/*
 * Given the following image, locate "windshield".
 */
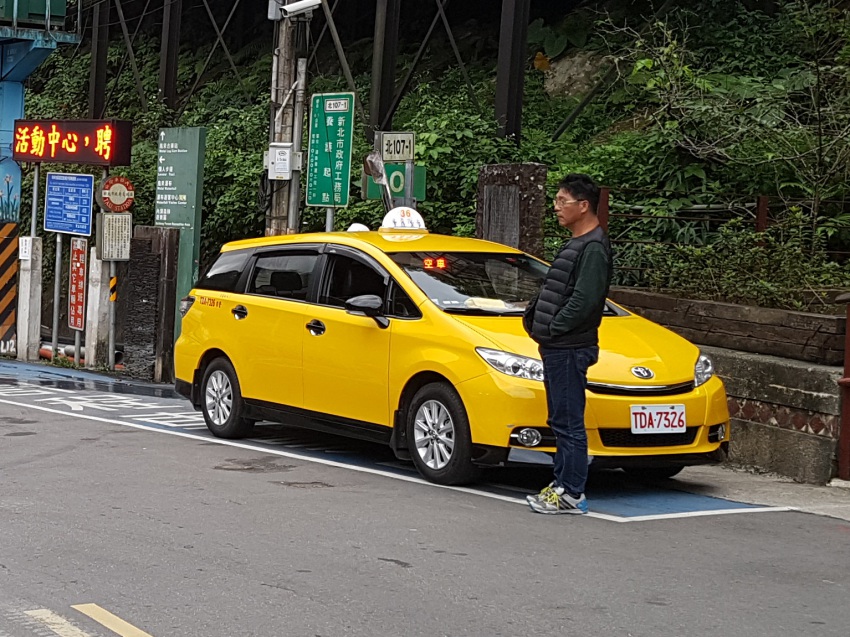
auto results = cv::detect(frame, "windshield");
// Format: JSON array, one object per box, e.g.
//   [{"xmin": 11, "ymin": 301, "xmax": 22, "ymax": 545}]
[{"xmin": 388, "ymin": 251, "xmax": 548, "ymax": 315}]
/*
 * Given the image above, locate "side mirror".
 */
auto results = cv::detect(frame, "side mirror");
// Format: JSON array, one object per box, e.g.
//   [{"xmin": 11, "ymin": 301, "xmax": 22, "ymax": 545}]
[{"xmin": 345, "ymin": 294, "xmax": 389, "ymax": 329}]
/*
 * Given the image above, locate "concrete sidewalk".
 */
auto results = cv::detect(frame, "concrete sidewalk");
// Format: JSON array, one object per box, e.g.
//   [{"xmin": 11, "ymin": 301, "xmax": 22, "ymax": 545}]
[{"xmin": 677, "ymin": 465, "xmax": 850, "ymax": 522}]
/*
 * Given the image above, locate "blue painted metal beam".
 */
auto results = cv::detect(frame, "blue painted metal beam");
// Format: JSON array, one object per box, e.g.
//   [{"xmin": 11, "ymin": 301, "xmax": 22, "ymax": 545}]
[{"xmin": 1, "ymin": 39, "xmax": 55, "ymax": 81}]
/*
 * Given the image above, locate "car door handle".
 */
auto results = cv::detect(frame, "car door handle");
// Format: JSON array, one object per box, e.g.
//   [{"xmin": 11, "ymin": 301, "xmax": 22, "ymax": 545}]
[
  {"xmin": 232, "ymin": 305, "xmax": 248, "ymax": 320},
  {"xmin": 306, "ymin": 319, "xmax": 325, "ymax": 336}
]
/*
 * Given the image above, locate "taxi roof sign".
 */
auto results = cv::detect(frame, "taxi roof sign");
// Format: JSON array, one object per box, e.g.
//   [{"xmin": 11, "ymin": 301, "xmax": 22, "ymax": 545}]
[{"xmin": 379, "ymin": 206, "xmax": 427, "ymax": 232}]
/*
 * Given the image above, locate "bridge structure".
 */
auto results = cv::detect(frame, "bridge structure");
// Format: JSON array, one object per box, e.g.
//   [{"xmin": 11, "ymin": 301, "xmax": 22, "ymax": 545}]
[
  {"xmin": 0, "ymin": 1, "xmax": 80, "ymax": 224},
  {"xmin": 85, "ymin": 0, "xmax": 534, "ymax": 142}
]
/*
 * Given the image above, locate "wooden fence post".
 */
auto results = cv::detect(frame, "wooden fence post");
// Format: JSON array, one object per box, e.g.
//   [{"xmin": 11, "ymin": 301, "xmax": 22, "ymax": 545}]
[
  {"xmin": 756, "ymin": 195, "xmax": 769, "ymax": 232},
  {"xmin": 598, "ymin": 187, "xmax": 610, "ymax": 233}
]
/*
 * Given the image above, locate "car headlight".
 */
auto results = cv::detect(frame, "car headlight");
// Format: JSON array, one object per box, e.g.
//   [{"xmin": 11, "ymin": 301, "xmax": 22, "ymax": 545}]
[
  {"xmin": 476, "ymin": 348, "xmax": 544, "ymax": 381},
  {"xmin": 695, "ymin": 353, "xmax": 714, "ymax": 387}
]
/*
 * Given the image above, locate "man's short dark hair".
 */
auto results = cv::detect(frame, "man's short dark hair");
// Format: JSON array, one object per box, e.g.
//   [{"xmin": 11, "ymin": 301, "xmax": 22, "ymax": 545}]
[{"xmin": 557, "ymin": 173, "xmax": 600, "ymax": 214}]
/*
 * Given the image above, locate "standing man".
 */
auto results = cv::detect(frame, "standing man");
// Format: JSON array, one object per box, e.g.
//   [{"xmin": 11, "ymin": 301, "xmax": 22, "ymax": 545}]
[{"xmin": 523, "ymin": 174, "xmax": 612, "ymax": 514}]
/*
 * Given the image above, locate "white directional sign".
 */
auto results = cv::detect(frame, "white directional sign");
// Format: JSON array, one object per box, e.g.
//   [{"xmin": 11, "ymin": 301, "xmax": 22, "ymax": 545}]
[{"xmin": 379, "ymin": 132, "xmax": 415, "ymax": 162}]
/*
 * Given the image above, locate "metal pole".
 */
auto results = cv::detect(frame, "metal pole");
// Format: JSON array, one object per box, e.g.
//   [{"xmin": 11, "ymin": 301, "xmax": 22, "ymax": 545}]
[
  {"xmin": 108, "ymin": 260, "xmax": 115, "ymax": 370},
  {"xmin": 288, "ymin": 56, "xmax": 307, "ymax": 233},
  {"xmin": 837, "ymin": 292, "xmax": 850, "ymax": 481},
  {"xmin": 74, "ymin": 328, "xmax": 81, "ymax": 365},
  {"xmin": 51, "ymin": 233, "xmax": 61, "ymax": 360},
  {"xmin": 104, "ymin": 168, "xmax": 115, "ymax": 370},
  {"xmin": 326, "ymin": 207, "xmax": 333, "ymax": 232},
  {"xmin": 404, "ymin": 158, "xmax": 414, "ymax": 208},
  {"xmin": 30, "ymin": 164, "xmax": 39, "ymax": 237}
]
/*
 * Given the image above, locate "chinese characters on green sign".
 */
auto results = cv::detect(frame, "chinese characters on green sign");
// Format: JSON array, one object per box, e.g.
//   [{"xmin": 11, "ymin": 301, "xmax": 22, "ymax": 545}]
[
  {"xmin": 154, "ymin": 127, "xmax": 206, "ymax": 339},
  {"xmin": 306, "ymin": 93, "xmax": 354, "ymax": 208}
]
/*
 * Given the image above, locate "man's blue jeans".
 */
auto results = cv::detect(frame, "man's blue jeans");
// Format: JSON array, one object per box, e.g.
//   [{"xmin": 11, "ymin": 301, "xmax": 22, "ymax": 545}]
[{"xmin": 539, "ymin": 345, "xmax": 599, "ymax": 497}]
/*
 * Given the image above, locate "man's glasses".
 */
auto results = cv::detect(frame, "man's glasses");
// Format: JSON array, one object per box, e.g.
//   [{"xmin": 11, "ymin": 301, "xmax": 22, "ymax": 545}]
[{"xmin": 555, "ymin": 197, "xmax": 584, "ymax": 206}]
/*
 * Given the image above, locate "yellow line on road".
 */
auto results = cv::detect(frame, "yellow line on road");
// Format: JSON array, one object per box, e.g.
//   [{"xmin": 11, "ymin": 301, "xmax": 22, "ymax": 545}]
[
  {"xmin": 23, "ymin": 609, "xmax": 92, "ymax": 637},
  {"xmin": 71, "ymin": 604, "xmax": 154, "ymax": 637}
]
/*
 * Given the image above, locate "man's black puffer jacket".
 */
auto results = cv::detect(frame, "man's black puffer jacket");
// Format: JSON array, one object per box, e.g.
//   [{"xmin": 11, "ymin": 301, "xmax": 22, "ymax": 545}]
[{"xmin": 526, "ymin": 226, "xmax": 611, "ymax": 349}]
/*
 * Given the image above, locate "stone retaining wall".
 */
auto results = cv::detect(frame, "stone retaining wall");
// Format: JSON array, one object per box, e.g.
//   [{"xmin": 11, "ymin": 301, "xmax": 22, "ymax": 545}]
[{"xmin": 702, "ymin": 347, "xmax": 840, "ymax": 484}]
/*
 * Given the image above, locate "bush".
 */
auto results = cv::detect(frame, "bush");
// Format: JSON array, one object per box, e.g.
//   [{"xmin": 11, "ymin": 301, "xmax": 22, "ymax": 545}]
[{"xmin": 639, "ymin": 213, "xmax": 850, "ymax": 311}]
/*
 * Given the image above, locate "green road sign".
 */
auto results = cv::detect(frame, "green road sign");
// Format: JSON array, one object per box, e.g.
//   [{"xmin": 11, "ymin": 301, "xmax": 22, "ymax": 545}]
[
  {"xmin": 306, "ymin": 93, "xmax": 354, "ymax": 208},
  {"xmin": 363, "ymin": 164, "xmax": 427, "ymax": 201},
  {"xmin": 154, "ymin": 127, "xmax": 206, "ymax": 340}
]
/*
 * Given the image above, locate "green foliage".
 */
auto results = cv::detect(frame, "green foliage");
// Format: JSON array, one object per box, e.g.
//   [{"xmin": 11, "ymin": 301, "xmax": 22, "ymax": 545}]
[
  {"xmin": 640, "ymin": 213, "xmax": 850, "ymax": 311},
  {"xmin": 528, "ymin": 10, "xmax": 593, "ymax": 59},
  {"xmin": 21, "ymin": 0, "xmax": 849, "ymax": 312}
]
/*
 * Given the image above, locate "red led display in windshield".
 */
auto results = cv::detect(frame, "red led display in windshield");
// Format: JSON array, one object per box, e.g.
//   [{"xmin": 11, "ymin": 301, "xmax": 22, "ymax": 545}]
[{"xmin": 423, "ymin": 257, "xmax": 447, "ymax": 270}]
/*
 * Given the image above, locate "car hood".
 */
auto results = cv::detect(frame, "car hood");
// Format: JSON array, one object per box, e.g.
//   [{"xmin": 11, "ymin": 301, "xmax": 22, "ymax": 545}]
[{"xmin": 450, "ymin": 314, "xmax": 699, "ymax": 386}]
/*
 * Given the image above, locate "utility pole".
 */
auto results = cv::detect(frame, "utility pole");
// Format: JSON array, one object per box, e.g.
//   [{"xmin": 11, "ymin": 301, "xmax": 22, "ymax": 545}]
[{"xmin": 267, "ymin": 3, "xmax": 296, "ymax": 235}]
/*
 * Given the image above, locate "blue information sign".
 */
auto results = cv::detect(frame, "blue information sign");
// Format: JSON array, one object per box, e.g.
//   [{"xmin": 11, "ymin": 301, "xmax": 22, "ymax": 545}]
[{"xmin": 44, "ymin": 173, "xmax": 95, "ymax": 236}]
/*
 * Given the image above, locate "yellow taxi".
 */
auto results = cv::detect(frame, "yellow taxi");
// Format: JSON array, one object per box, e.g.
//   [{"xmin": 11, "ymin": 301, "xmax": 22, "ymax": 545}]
[{"xmin": 174, "ymin": 209, "xmax": 730, "ymax": 485}]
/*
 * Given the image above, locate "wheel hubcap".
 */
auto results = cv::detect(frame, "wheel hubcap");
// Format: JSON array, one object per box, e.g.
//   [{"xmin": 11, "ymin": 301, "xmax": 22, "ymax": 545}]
[
  {"xmin": 413, "ymin": 400, "xmax": 455, "ymax": 470},
  {"xmin": 205, "ymin": 370, "xmax": 233, "ymax": 426}
]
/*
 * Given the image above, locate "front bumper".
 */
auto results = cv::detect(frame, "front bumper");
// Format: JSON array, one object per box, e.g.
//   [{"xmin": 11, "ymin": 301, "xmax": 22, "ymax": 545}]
[
  {"xmin": 494, "ymin": 442, "xmax": 729, "ymax": 469},
  {"xmin": 457, "ymin": 371, "xmax": 730, "ymax": 461}
]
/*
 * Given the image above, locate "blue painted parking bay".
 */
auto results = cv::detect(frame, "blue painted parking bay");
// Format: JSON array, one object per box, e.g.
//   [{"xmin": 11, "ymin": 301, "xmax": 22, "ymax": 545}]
[
  {"xmin": 0, "ymin": 361, "xmax": 793, "ymax": 523},
  {"xmin": 580, "ymin": 481, "xmax": 779, "ymax": 521}
]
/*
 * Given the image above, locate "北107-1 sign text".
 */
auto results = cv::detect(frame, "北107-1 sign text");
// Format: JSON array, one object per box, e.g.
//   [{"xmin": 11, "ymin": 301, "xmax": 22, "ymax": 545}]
[{"xmin": 12, "ymin": 120, "xmax": 133, "ymax": 167}]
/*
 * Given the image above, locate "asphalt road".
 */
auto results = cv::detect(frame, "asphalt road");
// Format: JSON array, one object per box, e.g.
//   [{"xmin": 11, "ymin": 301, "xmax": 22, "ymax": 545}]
[{"xmin": 1, "ymin": 365, "xmax": 849, "ymax": 637}]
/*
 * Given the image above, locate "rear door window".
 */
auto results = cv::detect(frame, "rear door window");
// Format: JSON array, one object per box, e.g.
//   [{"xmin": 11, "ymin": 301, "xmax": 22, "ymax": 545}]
[
  {"xmin": 248, "ymin": 249, "xmax": 320, "ymax": 301},
  {"xmin": 196, "ymin": 251, "xmax": 249, "ymax": 292}
]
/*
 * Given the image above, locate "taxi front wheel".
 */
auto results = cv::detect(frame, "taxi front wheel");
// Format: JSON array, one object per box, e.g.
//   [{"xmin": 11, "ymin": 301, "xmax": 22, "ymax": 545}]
[
  {"xmin": 201, "ymin": 358, "xmax": 255, "ymax": 439},
  {"xmin": 406, "ymin": 382, "xmax": 480, "ymax": 486}
]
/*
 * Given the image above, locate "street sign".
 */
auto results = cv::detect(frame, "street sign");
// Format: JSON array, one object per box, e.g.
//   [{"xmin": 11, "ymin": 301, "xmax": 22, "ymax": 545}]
[
  {"xmin": 97, "ymin": 212, "xmax": 132, "ymax": 261},
  {"xmin": 363, "ymin": 164, "xmax": 427, "ymax": 201},
  {"xmin": 13, "ymin": 119, "xmax": 132, "ymax": 166},
  {"xmin": 378, "ymin": 132, "xmax": 415, "ymax": 162},
  {"xmin": 154, "ymin": 128, "xmax": 206, "ymax": 230},
  {"xmin": 69, "ymin": 237, "xmax": 87, "ymax": 331},
  {"xmin": 306, "ymin": 92, "xmax": 354, "ymax": 207},
  {"xmin": 18, "ymin": 237, "xmax": 32, "ymax": 261},
  {"xmin": 44, "ymin": 173, "xmax": 94, "ymax": 236},
  {"xmin": 155, "ymin": 127, "xmax": 207, "ymax": 340},
  {"xmin": 99, "ymin": 175, "xmax": 135, "ymax": 212}
]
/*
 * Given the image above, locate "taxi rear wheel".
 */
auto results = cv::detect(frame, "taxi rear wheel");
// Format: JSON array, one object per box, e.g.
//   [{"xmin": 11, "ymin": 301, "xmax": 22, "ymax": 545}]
[
  {"xmin": 201, "ymin": 358, "xmax": 254, "ymax": 439},
  {"xmin": 406, "ymin": 382, "xmax": 480, "ymax": 486},
  {"xmin": 623, "ymin": 466, "xmax": 684, "ymax": 481}
]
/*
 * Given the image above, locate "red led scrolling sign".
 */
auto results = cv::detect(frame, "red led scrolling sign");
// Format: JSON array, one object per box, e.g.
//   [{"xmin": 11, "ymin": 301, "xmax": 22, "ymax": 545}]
[{"xmin": 12, "ymin": 120, "xmax": 132, "ymax": 167}]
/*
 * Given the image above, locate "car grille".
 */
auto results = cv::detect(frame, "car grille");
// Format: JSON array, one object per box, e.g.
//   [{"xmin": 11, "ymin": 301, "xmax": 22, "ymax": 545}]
[
  {"xmin": 598, "ymin": 427, "xmax": 698, "ymax": 448},
  {"xmin": 588, "ymin": 381, "xmax": 694, "ymax": 397}
]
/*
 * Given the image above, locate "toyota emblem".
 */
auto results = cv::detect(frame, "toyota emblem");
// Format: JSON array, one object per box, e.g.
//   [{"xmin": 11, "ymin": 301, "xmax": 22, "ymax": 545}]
[{"xmin": 631, "ymin": 366, "xmax": 655, "ymax": 379}]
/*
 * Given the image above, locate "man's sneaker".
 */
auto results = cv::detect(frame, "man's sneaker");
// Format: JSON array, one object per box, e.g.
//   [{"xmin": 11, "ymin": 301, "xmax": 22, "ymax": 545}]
[
  {"xmin": 528, "ymin": 487, "xmax": 588, "ymax": 515},
  {"xmin": 525, "ymin": 482, "xmax": 556, "ymax": 505}
]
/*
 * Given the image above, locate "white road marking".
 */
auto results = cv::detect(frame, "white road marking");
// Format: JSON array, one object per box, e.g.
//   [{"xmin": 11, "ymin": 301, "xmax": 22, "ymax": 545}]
[
  {"xmin": 23, "ymin": 609, "xmax": 92, "ymax": 637},
  {"xmin": 0, "ymin": 396, "xmax": 796, "ymax": 523}
]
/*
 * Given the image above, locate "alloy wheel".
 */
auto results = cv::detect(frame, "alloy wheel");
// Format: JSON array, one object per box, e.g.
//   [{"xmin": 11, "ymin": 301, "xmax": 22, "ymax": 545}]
[
  {"xmin": 205, "ymin": 370, "xmax": 233, "ymax": 426},
  {"xmin": 413, "ymin": 399, "xmax": 455, "ymax": 470}
]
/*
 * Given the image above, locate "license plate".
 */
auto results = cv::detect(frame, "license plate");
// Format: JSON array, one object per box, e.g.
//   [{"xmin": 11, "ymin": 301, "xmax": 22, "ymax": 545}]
[{"xmin": 630, "ymin": 404, "xmax": 686, "ymax": 434}]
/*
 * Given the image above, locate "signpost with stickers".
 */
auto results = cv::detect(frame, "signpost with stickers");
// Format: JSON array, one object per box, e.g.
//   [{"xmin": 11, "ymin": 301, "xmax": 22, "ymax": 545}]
[{"xmin": 306, "ymin": 92, "xmax": 354, "ymax": 230}]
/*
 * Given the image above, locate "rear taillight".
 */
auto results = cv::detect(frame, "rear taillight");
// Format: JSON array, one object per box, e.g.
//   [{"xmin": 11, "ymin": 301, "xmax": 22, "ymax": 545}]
[{"xmin": 179, "ymin": 296, "xmax": 195, "ymax": 317}]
